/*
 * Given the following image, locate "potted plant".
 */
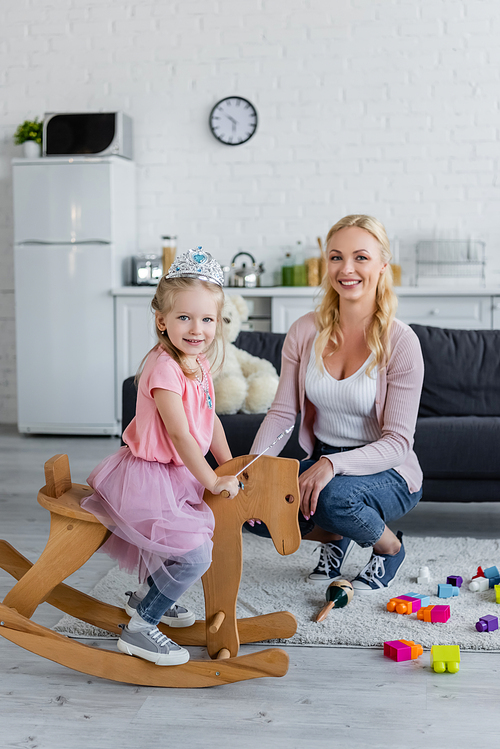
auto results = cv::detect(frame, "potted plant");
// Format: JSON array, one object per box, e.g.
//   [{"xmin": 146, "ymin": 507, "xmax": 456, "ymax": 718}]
[{"xmin": 14, "ymin": 117, "xmax": 43, "ymax": 158}]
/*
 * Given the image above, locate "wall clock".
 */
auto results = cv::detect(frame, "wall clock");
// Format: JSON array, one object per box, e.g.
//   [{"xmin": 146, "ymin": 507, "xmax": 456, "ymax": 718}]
[{"xmin": 209, "ymin": 96, "xmax": 258, "ymax": 146}]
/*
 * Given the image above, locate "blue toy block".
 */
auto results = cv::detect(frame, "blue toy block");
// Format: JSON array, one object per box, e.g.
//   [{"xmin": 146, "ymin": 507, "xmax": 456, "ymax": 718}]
[
  {"xmin": 484, "ymin": 566, "xmax": 499, "ymax": 579},
  {"xmin": 488, "ymin": 576, "xmax": 500, "ymax": 588},
  {"xmin": 438, "ymin": 583, "xmax": 459, "ymax": 599},
  {"xmin": 407, "ymin": 591, "xmax": 431, "ymax": 607},
  {"xmin": 447, "ymin": 575, "xmax": 463, "ymax": 588}
]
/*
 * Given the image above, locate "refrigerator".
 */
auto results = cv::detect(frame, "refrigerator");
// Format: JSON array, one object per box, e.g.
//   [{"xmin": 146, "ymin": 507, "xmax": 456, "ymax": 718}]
[{"xmin": 12, "ymin": 156, "xmax": 136, "ymax": 434}]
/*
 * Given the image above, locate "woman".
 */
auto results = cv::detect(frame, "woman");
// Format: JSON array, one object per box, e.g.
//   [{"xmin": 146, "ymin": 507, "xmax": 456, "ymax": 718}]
[{"xmin": 249, "ymin": 215, "xmax": 424, "ymax": 592}]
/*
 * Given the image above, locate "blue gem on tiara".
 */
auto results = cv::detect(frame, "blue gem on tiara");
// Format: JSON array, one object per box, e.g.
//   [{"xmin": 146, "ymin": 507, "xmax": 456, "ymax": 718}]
[{"xmin": 164, "ymin": 247, "xmax": 224, "ymax": 286}]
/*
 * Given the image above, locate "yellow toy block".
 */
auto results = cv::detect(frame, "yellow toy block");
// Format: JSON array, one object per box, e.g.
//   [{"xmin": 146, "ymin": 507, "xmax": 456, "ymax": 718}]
[
  {"xmin": 495, "ymin": 584, "xmax": 500, "ymax": 604},
  {"xmin": 430, "ymin": 645, "xmax": 461, "ymax": 673}
]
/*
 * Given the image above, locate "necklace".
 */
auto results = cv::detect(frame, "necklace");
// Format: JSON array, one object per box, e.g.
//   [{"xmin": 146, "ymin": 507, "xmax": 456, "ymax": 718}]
[{"xmin": 195, "ymin": 357, "xmax": 213, "ymax": 409}]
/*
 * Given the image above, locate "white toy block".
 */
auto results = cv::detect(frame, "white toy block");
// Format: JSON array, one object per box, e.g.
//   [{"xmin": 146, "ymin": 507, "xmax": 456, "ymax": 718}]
[
  {"xmin": 417, "ymin": 566, "xmax": 431, "ymax": 584},
  {"xmin": 469, "ymin": 576, "xmax": 489, "ymax": 592}
]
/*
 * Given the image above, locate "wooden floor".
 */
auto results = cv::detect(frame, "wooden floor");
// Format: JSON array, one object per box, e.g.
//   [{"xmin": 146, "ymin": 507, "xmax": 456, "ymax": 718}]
[{"xmin": 1, "ymin": 424, "xmax": 499, "ymax": 749}]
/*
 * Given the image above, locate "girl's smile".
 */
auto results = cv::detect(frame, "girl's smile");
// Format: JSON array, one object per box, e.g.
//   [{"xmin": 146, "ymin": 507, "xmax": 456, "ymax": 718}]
[{"xmin": 155, "ymin": 289, "xmax": 218, "ymax": 362}]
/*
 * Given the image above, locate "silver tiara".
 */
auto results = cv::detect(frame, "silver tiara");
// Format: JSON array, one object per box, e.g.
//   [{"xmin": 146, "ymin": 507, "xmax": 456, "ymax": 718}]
[{"xmin": 165, "ymin": 247, "xmax": 224, "ymax": 287}]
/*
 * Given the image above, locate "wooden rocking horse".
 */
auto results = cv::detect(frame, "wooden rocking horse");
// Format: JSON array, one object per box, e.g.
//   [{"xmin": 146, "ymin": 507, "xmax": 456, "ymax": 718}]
[{"xmin": 0, "ymin": 453, "xmax": 301, "ymax": 688}]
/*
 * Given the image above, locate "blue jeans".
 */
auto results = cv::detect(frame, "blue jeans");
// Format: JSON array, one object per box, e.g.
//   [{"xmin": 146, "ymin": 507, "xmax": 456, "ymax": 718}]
[
  {"xmin": 136, "ymin": 557, "xmax": 211, "ymax": 626},
  {"xmin": 246, "ymin": 441, "xmax": 422, "ymax": 548}
]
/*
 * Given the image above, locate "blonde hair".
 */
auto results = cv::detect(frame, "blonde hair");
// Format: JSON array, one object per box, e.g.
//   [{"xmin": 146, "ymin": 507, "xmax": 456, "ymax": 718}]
[
  {"xmin": 315, "ymin": 214, "xmax": 398, "ymax": 375},
  {"xmin": 137, "ymin": 276, "xmax": 225, "ymax": 381}
]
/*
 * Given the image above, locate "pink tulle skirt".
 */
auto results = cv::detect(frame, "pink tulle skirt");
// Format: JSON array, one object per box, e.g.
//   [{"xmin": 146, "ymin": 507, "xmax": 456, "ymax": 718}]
[{"xmin": 81, "ymin": 447, "xmax": 214, "ymax": 588}]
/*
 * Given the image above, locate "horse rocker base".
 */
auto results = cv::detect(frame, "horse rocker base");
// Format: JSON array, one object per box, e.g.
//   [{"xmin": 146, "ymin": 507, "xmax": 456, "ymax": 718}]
[{"xmin": 0, "ymin": 453, "xmax": 301, "ymax": 688}]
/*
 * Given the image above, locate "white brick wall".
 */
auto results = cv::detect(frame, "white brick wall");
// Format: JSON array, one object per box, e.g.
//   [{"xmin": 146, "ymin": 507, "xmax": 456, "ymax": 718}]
[{"xmin": 1, "ymin": 0, "xmax": 500, "ymax": 422}]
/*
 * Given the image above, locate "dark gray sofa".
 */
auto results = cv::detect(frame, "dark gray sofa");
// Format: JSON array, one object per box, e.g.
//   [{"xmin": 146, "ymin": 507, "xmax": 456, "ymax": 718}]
[{"xmin": 122, "ymin": 325, "xmax": 500, "ymax": 503}]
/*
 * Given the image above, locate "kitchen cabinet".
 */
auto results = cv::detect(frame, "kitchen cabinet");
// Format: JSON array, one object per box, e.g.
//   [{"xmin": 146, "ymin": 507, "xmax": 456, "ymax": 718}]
[{"xmin": 493, "ymin": 297, "xmax": 500, "ymax": 330}]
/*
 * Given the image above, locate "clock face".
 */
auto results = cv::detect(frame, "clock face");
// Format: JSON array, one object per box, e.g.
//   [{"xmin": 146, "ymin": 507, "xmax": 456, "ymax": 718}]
[{"xmin": 209, "ymin": 97, "xmax": 258, "ymax": 146}]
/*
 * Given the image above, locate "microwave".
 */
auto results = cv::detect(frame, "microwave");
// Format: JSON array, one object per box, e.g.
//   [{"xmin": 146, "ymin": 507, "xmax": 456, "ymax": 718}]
[{"xmin": 43, "ymin": 112, "xmax": 133, "ymax": 159}]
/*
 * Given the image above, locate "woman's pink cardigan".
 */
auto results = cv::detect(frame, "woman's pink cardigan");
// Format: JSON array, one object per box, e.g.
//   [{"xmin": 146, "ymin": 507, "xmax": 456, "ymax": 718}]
[{"xmin": 250, "ymin": 312, "xmax": 424, "ymax": 493}]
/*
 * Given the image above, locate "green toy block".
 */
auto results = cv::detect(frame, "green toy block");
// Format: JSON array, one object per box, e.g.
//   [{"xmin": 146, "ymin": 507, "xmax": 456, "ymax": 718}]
[{"xmin": 430, "ymin": 645, "xmax": 461, "ymax": 673}]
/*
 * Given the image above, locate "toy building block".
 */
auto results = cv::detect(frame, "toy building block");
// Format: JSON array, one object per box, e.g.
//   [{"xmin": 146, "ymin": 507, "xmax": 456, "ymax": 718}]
[
  {"xmin": 495, "ymin": 585, "xmax": 500, "ymax": 604},
  {"xmin": 387, "ymin": 596, "xmax": 421, "ymax": 615},
  {"xmin": 483, "ymin": 566, "xmax": 499, "ymax": 579},
  {"xmin": 438, "ymin": 583, "xmax": 459, "ymax": 599},
  {"xmin": 469, "ymin": 577, "xmax": 489, "ymax": 593},
  {"xmin": 472, "ymin": 566, "xmax": 485, "ymax": 580},
  {"xmin": 407, "ymin": 591, "xmax": 431, "ymax": 607},
  {"xmin": 417, "ymin": 605, "xmax": 451, "ymax": 623},
  {"xmin": 447, "ymin": 575, "xmax": 463, "ymax": 588},
  {"xmin": 476, "ymin": 615, "xmax": 499, "ymax": 633},
  {"xmin": 384, "ymin": 640, "xmax": 423, "ymax": 662},
  {"xmin": 488, "ymin": 576, "xmax": 500, "ymax": 588},
  {"xmin": 431, "ymin": 645, "xmax": 460, "ymax": 673},
  {"xmin": 417, "ymin": 566, "xmax": 431, "ymax": 584}
]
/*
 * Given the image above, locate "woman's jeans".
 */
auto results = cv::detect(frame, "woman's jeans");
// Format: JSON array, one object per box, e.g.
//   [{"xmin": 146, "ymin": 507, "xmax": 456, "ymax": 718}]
[{"xmin": 246, "ymin": 440, "xmax": 422, "ymax": 549}]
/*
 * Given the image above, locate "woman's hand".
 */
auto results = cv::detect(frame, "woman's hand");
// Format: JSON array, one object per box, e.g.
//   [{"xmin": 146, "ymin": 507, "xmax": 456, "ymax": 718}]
[
  {"xmin": 299, "ymin": 457, "xmax": 334, "ymax": 520},
  {"xmin": 212, "ymin": 475, "xmax": 240, "ymax": 500}
]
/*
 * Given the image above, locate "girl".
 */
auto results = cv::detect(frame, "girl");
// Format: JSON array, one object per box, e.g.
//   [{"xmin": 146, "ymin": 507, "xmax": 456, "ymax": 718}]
[
  {"xmin": 248, "ymin": 215, "xmax": 424, "ymax": 592},
  {"xmin": 82, "ymin": 248, "xmax": 239, "ymax": 665}
]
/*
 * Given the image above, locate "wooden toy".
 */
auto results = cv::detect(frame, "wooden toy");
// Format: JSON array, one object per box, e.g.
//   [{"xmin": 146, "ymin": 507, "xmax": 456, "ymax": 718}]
[
  {"xmin": 315, "ymin": 580, "xmax": 353, "ymax": 622},
  {"xmin": 384, "ymin": 639, "xmax": 423, "ymax": 662},
  {"xmin": 431, "ymin": 645, "xmax": 460, "ymax": 673},
  {"xmin": 438, "ymin": 583, "xmax": 459, "ymax": 598},
  {"xmin": 447, "ymin": 575, "xmax": 463, "ymax": 587},
  {"xmin": 417, "ymin": 566, "xmax": 431, "ymax": 584},
  {"xmin": 0, "ymin": 453, "xmax": 301, "ymax": 688},
  {"xmin": 417, "ymin": 604, "xmax": 450, "ymax": 623},
  {"xmin": 476, "ymin": 615, "xmax": 499, "ymax": 632},
  {"xmin": 387, "ymin": 595, "xmax": 421, "ymax": 615}
]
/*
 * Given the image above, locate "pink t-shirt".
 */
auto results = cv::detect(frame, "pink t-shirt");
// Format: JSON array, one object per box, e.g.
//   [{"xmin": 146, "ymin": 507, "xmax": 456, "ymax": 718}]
[{"xmin": 123, "ymin": 348, "xmax": 215, "ymax": 464}]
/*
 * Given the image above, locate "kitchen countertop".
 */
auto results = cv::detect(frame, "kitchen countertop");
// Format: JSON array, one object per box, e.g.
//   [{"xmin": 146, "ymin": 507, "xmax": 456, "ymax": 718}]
[{"xmin": 112, "ymin": 285, "xmax": 500, "ymax": 297}]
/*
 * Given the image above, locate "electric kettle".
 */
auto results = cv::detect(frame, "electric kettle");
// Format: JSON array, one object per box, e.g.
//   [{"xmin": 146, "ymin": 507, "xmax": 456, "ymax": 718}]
[{"xmin": 229, "ymin": 251, "xmax": 265, "ymax": 288}]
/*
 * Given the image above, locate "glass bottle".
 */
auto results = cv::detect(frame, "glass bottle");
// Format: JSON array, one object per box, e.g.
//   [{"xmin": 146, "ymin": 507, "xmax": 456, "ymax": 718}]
[
  {"xmin": 292, "ymin": 241, "xmax": 307, "ymax": 286},
  {"xmin": 281, "ymin": 251, "xmax": 294, "ymax": 286},
  {"xmin": 161, "ymin": 235, "xmax": 177, "ymax": 275}
]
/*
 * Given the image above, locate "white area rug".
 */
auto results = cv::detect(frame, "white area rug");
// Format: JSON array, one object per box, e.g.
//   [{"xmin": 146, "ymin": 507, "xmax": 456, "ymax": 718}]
[{"xmin": 54, "ymin": 533, "xmax": 500, "ymax": 651}]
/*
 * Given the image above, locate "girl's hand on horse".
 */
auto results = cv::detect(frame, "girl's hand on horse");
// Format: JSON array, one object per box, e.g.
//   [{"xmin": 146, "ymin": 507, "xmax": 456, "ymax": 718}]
[
  {"xmin": 298, "ymin": 457, "xmax": 334, "ymax": 520},
  {"xmin": 212, "ymin": 475, "xmax": 240, "ymax": 499}
]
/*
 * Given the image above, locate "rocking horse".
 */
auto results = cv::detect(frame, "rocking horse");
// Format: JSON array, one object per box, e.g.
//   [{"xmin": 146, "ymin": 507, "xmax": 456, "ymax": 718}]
[{"xmin": 0, "ymin": 452, "xmax": 301, "ymax": 688}]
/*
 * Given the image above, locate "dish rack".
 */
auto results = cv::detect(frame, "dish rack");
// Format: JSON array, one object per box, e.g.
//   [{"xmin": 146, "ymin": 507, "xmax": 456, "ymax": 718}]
[{"xmin": 415, "ymin": 240, "xmax": 486, "ymax": 286}]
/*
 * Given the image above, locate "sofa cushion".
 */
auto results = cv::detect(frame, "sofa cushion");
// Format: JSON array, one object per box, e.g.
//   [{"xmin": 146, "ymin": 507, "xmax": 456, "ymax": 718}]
[
  {"xmin": 234, "ymin": 331, "xmax": 286, "ymax": 374},
  {"xmin": 413, "ymin": 416, "xmax": 500, "ymax": 479},
  {"xmin": 410, "ymin": 325, "xmax": 500, "ymax": 417}
]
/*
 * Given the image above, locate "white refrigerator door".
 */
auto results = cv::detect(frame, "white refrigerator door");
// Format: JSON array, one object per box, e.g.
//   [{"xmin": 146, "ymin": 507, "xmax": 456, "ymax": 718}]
[
  {"xmin": 13, "ymin": 161, "xmax": 112, "ymax": 243},
  {"xmin": 15, "ymin": 243, "xmax": 117, "ymax": 434}
]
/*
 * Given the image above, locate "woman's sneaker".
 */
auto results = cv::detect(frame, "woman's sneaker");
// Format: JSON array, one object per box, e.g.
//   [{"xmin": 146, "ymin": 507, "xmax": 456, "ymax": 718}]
[
  {"xmin": 117, "ymin": 624, "xmax": 190, "ymax": 666},
  {"xmin": 351, "ymin": 531, "xmax": 406, "ymax": 593},
  {"xmin": 308, "ymin": 537, "xmax": 355, "ymax": 581},
  {"xmin": 125, "ymin": 591, "xmax": 196, "ymax": 628}
]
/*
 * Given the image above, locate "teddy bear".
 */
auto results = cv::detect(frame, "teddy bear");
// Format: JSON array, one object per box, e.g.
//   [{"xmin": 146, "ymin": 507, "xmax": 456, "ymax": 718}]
[{"xmin": 212, "ymin": 295, "xmax": 279, "ymax": 415}]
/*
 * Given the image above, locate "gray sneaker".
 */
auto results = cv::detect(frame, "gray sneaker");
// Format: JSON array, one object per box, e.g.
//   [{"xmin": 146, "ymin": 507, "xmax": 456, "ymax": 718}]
[
  {"xmin": 125, "ymin": 591, "xmax": 196, "ymax": 628},
  {"xmin": 117, "ymin": 624, "xmax": 190, "ymax": 666}
]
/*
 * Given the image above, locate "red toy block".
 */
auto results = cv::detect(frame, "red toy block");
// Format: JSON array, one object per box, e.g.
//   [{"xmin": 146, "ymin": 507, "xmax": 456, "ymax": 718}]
[
  {"xmin": 472, "ymin": 566, "xmax": 485, "ymax": 580},
  {"xmin": 417, "ymin": 604, "xmax": 451, "ymax": 623},
  {"xmin": 387, "ymin": 596, "xmax": 422, "ymax": 615},
  {"xmin": 384, "ymin": 640, "xmax": 423, "ymax": 661}
]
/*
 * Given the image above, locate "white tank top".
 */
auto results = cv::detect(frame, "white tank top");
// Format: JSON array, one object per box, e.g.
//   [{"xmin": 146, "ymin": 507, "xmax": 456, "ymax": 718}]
[{"xmin": 305, "ymin": 336, "xmax": 382, "ymax": 447}]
